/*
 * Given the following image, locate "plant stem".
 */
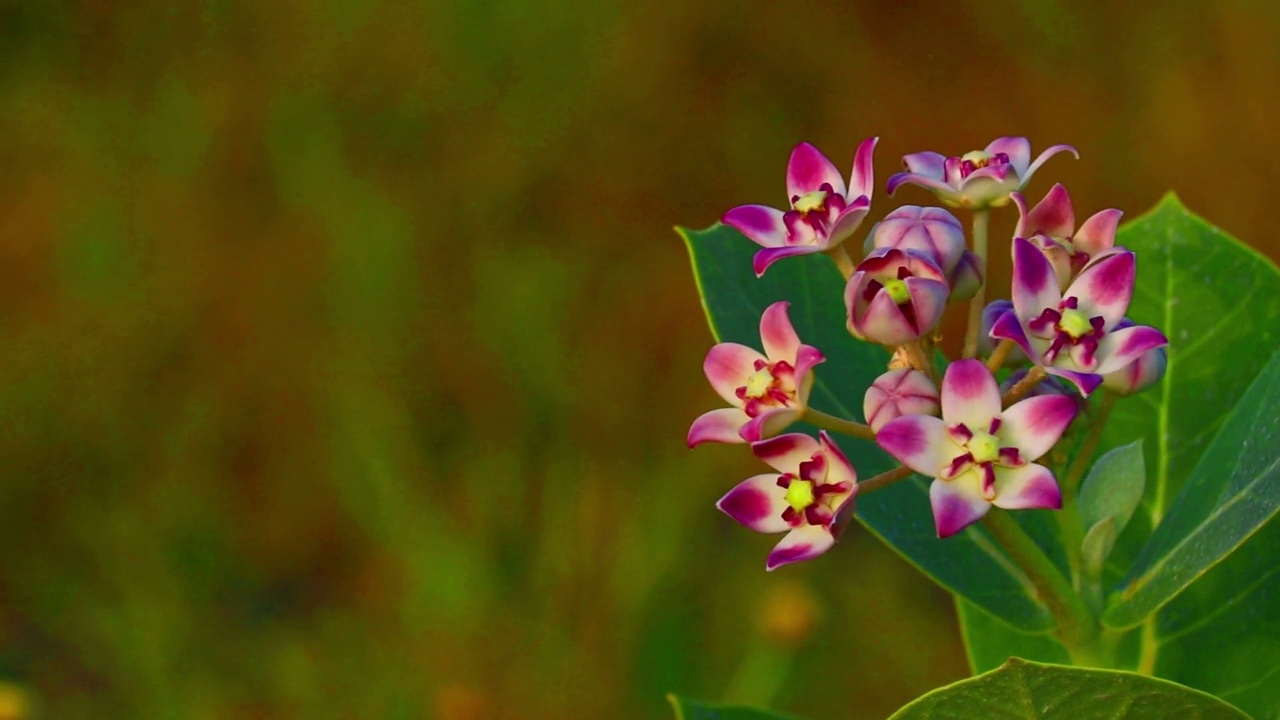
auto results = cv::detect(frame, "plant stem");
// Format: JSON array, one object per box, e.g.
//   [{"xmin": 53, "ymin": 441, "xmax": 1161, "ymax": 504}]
[
  {"xmin": 986, "ymin": 339, "xmax": 1014, "ymax": 372},
  {"xmin": 804, "ymin": 408, "xmax": 876, "ymax": 440},
  {"xmin": 982, "ymin": 510, "xmax": 1102, "ymax": 664},
  {"xmin": 1001, "ymin": 366, "xmax": 1046, "ymax": 406},
  {"xmin": 827, "ymin": 245, "xmax": 856, "ymax": 281},
  {"xmin": 858, "ymin": 465, "xmax": 914, "ymax": 493},
  {"xmin": 961, "ymin": 209, "xmax": 991, "ymax": 359},
  {"xmin": 902, "ymin": 341, "xmax": 938, "ymax": 383},
  {"xmin": 1061, "ymin": 392, "xmax": 1117, "ymax": 506},
  {"xmin": 1057, "ymin": 392, "xmax": 1117, "ymax": 594}
]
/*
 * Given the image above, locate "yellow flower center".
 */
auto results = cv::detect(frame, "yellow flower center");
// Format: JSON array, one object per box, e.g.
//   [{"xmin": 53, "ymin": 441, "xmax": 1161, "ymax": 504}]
[
  {"xmin": 968, "ymin": 430, "xmax": 1000, "ymax": 464},
  {"xmin": 1059, "ymin": 308, "xmax": 1093, "ymax": 339},
  {"xmin": 784, "ymin": 479, "xmax": 816, "ymax": 512},
  {"xmin": 744, "ymin": 368, "xmax": 774, "ymax": 398},
  {"xmin": 883, "ymin": 278, "xmax": 912, "ymax": 305},
  {"xmin": 792, "ymin": 189, "xmax": 828, "ymax": 214},
  {"xmin": 961, "ymin": 150, "xmax": 996, "ymax": 168}
]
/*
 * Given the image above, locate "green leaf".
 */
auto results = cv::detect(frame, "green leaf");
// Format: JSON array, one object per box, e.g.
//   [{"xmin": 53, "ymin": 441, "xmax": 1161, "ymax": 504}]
[
  {"xmin": 1080, "ymin": 517, "xmax": 1117, "ymax": 580},
  {"xmin": 1104, "ymin": 350, "xmax": 1280, "ymax": 628},
  {"xmin": 1078, "ymin": 441, "xmax": 1145, "ymax": 537},
  {"xmin": 1098, "ymin": 194, "xmax": 1280, "ymax": 584},
  {"xmin": 681, "ymin": 223, "xmax": 1053, "ymax": 632},
  {"xmin": 955, "ymin": 598, "xmax": 1070, "ymax": 674},
  {"xmin": 666, "ymin": 694, "xmax": 801, "ymax": 720},
  {"xmin": 887, "ymin": 658, "xmax": 1250, "ymax": 719},
  {"xmin": 1150, "ymin": 512, "xmax": 1280, "ymax": 719}
]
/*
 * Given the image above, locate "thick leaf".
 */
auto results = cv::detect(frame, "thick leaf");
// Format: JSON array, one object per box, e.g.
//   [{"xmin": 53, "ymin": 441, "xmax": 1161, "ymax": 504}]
[
  {"xmin": 888, "ymin": 658, "xmax": 1250, "ymax": 719},
  {"xmin": 667, "ymin": 694, "xmax": 800, "ymax": 720},
  {"xmin": 1150, "ymin": 513, "xmax": 1280, "ymax": 720},
  {"xmin": 1098, "ymin": 194, "xmax": 1280, "ymax": 583},
  {"xmin": 1104, "ymin": 350, "xmax": 1280, "ymax": 629},
  {"xmin": 682, "ymin": 224, "xmax": 1053, "ymax": 632},
  {"xmin": 1078, "ymin": 441, "xmax": 1145, "ymax": 537},
  {"xmin": 955, "ymin": 598, "xmax": 1069, "ymax": 674}
]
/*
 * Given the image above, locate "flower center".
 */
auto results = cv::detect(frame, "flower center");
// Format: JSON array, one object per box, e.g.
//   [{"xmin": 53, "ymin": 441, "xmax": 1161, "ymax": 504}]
[
  {"xmin": 1058, "ymin": 308, "xmax": 1094, "ymax": 339},
  {"xmin": 967, "ymin": 429, "xmax": 1000, "ymax": 464},
  {"xmin": 735, "ymin": 359, "xmax": 796, "ymax": 417},
  {"xmin": 774, "ymin": 453, "xmax": 853, "ymax": 528},
  {"xmin": 956, "ymin": 150, "xmax": 1011, "ymax": 179},
  {"xmin": 784, "ymin": 479, "xmax": 816, "ymax": 512},
  {"xmin": 792, "ymin": 189, "xmax": 828, "ymax": 214},
  {"xmin": 744, "ymin": 368, "xmax": 774, "ymax": 398},
  {"xmin": 942, "ymin": 420, "xmax": 1025, "ymax": 500},
  {"xmin": 883, "ymin": 278, "xmax": 912, "ymax": 305}
]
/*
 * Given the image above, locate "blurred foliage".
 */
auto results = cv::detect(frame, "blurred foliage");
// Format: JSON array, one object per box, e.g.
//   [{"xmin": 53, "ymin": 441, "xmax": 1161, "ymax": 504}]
[{"xmin": 0, "ymin": 1, "xmax": 1276, "ymax": 718}]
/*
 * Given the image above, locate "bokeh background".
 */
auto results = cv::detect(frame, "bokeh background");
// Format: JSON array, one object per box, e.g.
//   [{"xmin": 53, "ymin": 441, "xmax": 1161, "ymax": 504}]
[{"xmin": 1, "ymin": 1, "xmax": 1279, "ymax": 718}]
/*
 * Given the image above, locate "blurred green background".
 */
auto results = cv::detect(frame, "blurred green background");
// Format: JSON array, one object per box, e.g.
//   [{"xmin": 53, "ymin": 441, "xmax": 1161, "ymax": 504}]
[{"xmin": 1, "ymin": 1, "xmax": 1279, "ymax": 718}]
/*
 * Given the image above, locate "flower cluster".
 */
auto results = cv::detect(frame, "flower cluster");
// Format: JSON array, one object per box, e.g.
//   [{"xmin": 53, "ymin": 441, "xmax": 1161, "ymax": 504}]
[{"xmin": 688, "ymin": 137, "xmax": 1169, "ymax": 570}]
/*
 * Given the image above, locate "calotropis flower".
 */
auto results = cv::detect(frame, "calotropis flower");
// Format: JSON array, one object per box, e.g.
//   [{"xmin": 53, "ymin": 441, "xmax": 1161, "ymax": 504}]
[
  {"xmin": 990, "ymin": 237, "xmax": 1169, "ymax": 396},
  {"xmin": 688, "ymin": 301, "xmax": 824, "ymax": 447},
  {"xmin": 717, "ymin": 431, "xmax": 858, "ymax": 570},
  {"xmin": 723, "ymin": 138, "xmax": 878, "ymax": 276},
  {"xmin": 886, "ymin": 137, "xmax": 1077, "ymax": 210},
  {"xmin": 1013, "ymin": 184, "xmax": 1124, "ymax": 290},
  {"xmin": 876, "ymin": 360, "xmax": 1076, "ymax": 537},
  {"xmin": 845, "ymin": 248, "xmax": 949, "ymax": 347}
]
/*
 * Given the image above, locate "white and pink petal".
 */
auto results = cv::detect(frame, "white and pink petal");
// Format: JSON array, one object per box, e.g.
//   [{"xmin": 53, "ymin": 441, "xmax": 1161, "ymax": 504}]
[
  {"xmin": 752, "ymin": 432, "xmax": 821, "ymax": 474},
  {"xmin": 759, "ymin": 301, "xmax": 800, "ymax": 362},
  {"xmin": 875, "ymin": 414, "xmax": 953, "ymax": 477},
  {"xmin": 930, "ymin": 476, "xmax": 992, "ymax": 538},
  {"xmin": 941, "ymin": 359, "xmax": 1002, "ymax": 431},
  {"xmin": 998, "ymin": 395, "xmax": 1078, "ymax": 462},
  {"xmin": 1068, "ymin": 251, "xmax": 1135, "ymax": 329},
  {"xmin": 766, "ymin": 524, "xmax": 835, "ymax": 571},
  {"xmin": 992, "ymin": 464, "xmax": 1062, "ymax": 510},
  {"xmin": 688, "ymin": 407, "xmax": 751, "ymax": 447},
  {"xmin": 1093, "ymin": 324, "xmax": 1170, "ymax": 376},
  {"xmin": 1011, "ymin": 237, "xmax": 1063, "ymax": 323},
  {"xmin": 787, "ymin": 142, "xmax": 846, "ymax": 200},
  {"xmin": 704, "ymin": 342, "xmax": 766, "ymax": 404},
  {"xmin": 717, "ymin": 474, "xmax": 792, "ymax": 533},
  {"xmin": 723, "ymin": 204, "xmax": 789, "ymax": 248}
]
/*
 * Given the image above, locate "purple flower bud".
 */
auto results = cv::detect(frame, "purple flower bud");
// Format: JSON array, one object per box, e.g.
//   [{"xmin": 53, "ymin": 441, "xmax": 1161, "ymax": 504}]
[
  {"xmin": 871, "ymin": 206, "xmax": 966, "ymax": 275},
  {"xmin": 845, "ymin": 248, "xmax": 949, "ymax": 347},
  {"xmin": 1101, "ymin": 320, "xmax": 1168, "ymax": 395}
]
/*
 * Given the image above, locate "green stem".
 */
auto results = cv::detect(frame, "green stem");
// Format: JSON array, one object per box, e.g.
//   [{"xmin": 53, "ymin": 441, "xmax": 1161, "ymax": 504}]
[
  {"xmin": 804, "ymin": 408, "xmax": 876, "ymax": 440},
  {"xmin": 827, "ymin": 245, "xmax": 856, "ymax": 281},
  {"xmin": 859, "ymin": 465, "xmax": 914, "ymax": 494},
  {"xmin": 982, "ymin": 510, "xmax": 1104, "ymax": 665},
  {"xmin": 961, "ymin": 209, "xmax": 991, "ymax": 359},
  {"xmin": 1058, "ymin": 391, "xmax": 1118, "ymax": 594}
]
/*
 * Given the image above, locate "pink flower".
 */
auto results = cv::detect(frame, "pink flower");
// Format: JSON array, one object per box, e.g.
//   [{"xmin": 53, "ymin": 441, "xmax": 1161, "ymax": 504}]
[
  {"xmin": 723, "ymin": 138, "xmax": 878, "ymax": 276},
  {"xmin": 1013, "ymin": 184, "xmax": 1124, "ymax": 290},
  {"xmin": 864, "ymin": 369, "xmax": 940, "ymax": 433},
  {"xmin": 845, "ymin": 248, "xmax": 949, "ymax": 346},
  {"xmin": 876, "ymin": 360, "xmax": 1076, "ymax": 537},
  {"xmin": 717, "ymin": 431, "xmax": 858, "ymax": 570},
  {"xmin": 688, "ymin": 302, "xmax": 824, "ymax": 447},
  {"xmin": 989, "ymin": 237, "xmax": 1169, "ymax": 396},
  {"xmin": 887, "ymin": 137, "xmax": 1077, "ymax": 210}
]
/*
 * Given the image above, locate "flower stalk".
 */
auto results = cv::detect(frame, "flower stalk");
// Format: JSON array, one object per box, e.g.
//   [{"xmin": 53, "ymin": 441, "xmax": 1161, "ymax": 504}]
[
  {"xmin": 962, "ymin": 209, "xmax": 990, "ymax": 358},
  {"xmin": 804, "ymin": 408, "xmax": 876, "ymax": 440}
]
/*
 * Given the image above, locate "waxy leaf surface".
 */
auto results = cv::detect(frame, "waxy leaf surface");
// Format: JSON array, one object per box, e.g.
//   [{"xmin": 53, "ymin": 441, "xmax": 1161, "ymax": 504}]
[{"xmin": 887, "ymin": 658, "xmax": 1250, "ymax": 719}]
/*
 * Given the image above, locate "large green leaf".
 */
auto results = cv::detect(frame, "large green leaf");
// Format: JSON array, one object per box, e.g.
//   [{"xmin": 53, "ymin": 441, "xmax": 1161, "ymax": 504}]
[
  {"xmin": 887, "ymin": 658, "xmax": 1250, "ymax": 719},
  {"xmin": 1098, "ymin": 194, "xmax": 1280, "ymax": 582},
  {"xmin": 667, "ymin": 694, "xmax": 800, "ymax": 720},
  {"xmin": 1150, "ymin": 512, "xmax": 1280, "ymax": 719},
  {"xmin": 681, "ymin": 224, "xmax": 1053, "ymax": 632},
  {"xmin": 1104, "ymin": 351, "xmax": 1280, "ymax": 628}
]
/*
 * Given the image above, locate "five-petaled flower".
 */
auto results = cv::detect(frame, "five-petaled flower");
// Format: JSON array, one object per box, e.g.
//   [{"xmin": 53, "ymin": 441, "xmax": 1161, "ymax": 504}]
[
  {"xmin": 989, "ymin": 237, "xmax": 1169, "ymax": 396},
  {"xmin": 845, "ymin": 248, "xmax": 949, "ymax": 347},
  {"xmin": 723, "ymin": 138, "xmax": 879, "ymax": 276},
  {"xmin": 887, "ymin": 137, "xmax": 1077, "ymax": 210},
  {"xmin": 688, "ymin": 301, "xmax": 824, "ymax": 447},
  {"xmin": 876, "ymin": 360, "xmax": 1076, "ymax": 537},
  {"xmin": 717, "ymin": 431, "xmax": 858, "ymax": 570},
  {"xmin": 1013, "ymin": 184, "xmax": 1124, "ymax": 290}
]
